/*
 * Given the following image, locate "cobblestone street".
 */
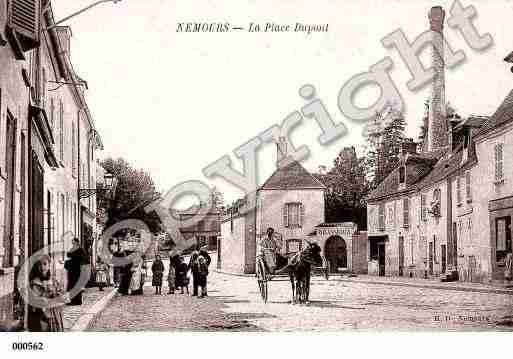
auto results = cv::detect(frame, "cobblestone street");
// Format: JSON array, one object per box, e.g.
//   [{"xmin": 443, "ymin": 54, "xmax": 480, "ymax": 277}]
[{"xmin": 89, "ymin": 270, "xmax": 513, "ymax": 331}]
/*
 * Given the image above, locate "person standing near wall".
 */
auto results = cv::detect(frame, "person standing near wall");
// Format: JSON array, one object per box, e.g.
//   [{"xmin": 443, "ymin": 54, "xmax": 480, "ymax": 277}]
[{"xmin": 65, "ymin": 238, "xmax": 89, "ymax": 305}]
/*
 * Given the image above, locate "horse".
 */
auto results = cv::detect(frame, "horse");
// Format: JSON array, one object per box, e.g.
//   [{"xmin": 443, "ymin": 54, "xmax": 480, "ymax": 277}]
[{"xmin": 276, "ymin": 241, "xmax": 323, "ymax": 304}]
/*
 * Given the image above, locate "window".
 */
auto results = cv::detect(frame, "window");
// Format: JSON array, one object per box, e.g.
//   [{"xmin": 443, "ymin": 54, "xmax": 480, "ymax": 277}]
[
  {"xmin": 284, "ymin": 203, "xmax": 303, "ymax": 228},
  {"xmin": 465, "ymin": 171, "xmax": 472, "ymax": 202},
  {"xmin": 399, "ymin": 166, "xmax": 406, "ymax": 184},
  {"xmin": 59, "ymin": 100, "xmax": 64, "ymax": 162},
  {"xmin": 403, "ymin": 198, "xmax": 409, "ymax": 228},
  {"xmin": 456, "ymin": 176, "xmax": 462, "ymax": 205},
  {"xmin": 378, "ymin": 203, "xmax": 385, "ymax": 231},
  {"xmin": 494, "ymin": 143, "xmax": 504, "ymax": 182},
  {"xmin": 387, "ymin": 207, "xmax": 394, "ymax": 226},
  {"xmin": 496, "ymin": 217, "xmax": 511, "ymax": 263},
  {"xmin": 72, "ymin": 122, "xmax": 76, "ymax": 176},
  {"xmin": 433, "ymin": 235, "xmax": 437, "ymax": 263},
  {"xmin": 421, "ymin": 194, "xmax": 427, "ymax": 221}
]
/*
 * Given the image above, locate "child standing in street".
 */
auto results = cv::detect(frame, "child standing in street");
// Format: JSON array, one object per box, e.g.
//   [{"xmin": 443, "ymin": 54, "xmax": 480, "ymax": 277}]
[
  {"xmin": 197, "ymin": 256, "xmax": 209, "ymax": 298},
  {"xmin": 167, "ymin": 259, "xmax": 176, "ymax": 294},
  {"xmin": 176, "ymin": 256, "xmax": 189, "ymax": 294},
  {"xmin": 96, "ymin": 260, "xmax": 108, "ymax": 291}
]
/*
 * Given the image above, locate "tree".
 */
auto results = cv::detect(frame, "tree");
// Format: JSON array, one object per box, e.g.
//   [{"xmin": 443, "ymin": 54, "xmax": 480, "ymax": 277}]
[
  {"xmin": 364, "ymin": 105, "xmax": 406, "ymax": 189},
  {"xmin": 317, "ymin": 147, "xmax": 369, "ymax": 229},
  {"xmin": 99, "ymin": 157, "xmax": 162, "ymax": 234}
]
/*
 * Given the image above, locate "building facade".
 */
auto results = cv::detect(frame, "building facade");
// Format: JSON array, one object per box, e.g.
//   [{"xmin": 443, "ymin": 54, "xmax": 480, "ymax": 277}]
[
  {"xmin": 218, "ymin": 138, "xmax": 366, "ymax": 275},
  {"xmin": 0, "ymin": 0, "xmax": 103, "ymax": 327},
  {"xmin": 367, "ymin": 6, "xmax": 513, "ymax": 284}
]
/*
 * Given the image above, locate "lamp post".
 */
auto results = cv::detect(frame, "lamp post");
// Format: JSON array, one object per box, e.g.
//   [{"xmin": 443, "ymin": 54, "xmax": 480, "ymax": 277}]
[
  {"xmin": 79, "ymin": 172, "xmax": 116, "ymax": 200},
  {"xmin": 46, "ymin": 0, "xmax": 123, "ymax": 31},
  {"xmin": 504, "ymin": 51, "xmax": 513, "ymax": 73}
]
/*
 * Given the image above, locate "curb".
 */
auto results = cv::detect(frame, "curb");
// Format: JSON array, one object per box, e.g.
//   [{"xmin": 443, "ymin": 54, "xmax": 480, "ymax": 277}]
[
  {"xmin": 70, "ymin": 288, "xmax": 118, "ymax": 332},
  {"xmin": 335, "ymin": 278, "xmax": 513, "ymax": 296},
  {"xmin": 214, "ymin": 269, "xmax": 255, "ymax": 278}
]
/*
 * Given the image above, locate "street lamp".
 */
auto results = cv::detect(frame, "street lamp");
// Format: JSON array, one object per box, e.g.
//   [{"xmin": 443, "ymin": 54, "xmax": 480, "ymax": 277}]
[
  {"xmin": 79, "ymin": 171, "xmax": 116, "ymax": 199},
  {"xmin": 504, "ymin": 51, "xmax": 513, "ymax": 73},
  {"xmin": 46, "ymin": 0, "xmax": 124, "ymax": 31}
]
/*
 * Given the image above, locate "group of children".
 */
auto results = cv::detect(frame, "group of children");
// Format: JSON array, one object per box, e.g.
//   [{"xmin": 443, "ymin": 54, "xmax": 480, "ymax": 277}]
[{"xmin": 149, "ymin": 252, "xmax": 209, "ymax": 297}]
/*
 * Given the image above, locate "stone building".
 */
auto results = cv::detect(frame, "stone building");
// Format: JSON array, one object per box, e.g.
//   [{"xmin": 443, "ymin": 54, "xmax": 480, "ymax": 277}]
[
  {"xmin": 175, "ymin": 205, "xmax": 221, "ymax": 252},
  {"xmin": 366, "ymin": 6, "xmax": 513, "ymax": 283},
  {"xmin": 219, "ymin": 138, "xmax": 367, "ymax": 274}
]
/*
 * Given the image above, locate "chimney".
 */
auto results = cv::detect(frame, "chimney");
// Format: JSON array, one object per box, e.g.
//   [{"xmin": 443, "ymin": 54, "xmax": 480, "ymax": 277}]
[
  {"xmin": 276, "ymin": 137, "xmax": 289, "ymax": 168},
  {"xmin": 427, "ymin": 6, "xmax": 448, "ymax": 152},
  {"xmin": 55, "ymin": 26, "xmax": 72, "ymax": 58},
  {"xmin": 402, "ymin": 138, "xmax": 417, "ymax": 155}
]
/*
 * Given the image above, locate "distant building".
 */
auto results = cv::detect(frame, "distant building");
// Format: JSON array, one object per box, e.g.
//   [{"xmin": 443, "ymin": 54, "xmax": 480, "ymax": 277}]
[
  {"xmin": 175, "ymin": 206, "xmax": 220, "ymax": 252},
  {"xmin": 219, "ymin": 137, "xmax": 367, "ymax": 274}
]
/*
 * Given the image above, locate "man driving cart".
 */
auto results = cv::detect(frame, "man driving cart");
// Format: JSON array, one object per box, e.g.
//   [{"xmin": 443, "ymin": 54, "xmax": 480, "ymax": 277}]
[{"xmin": 258, "ymin": 227, "xmax": 287, "ymax": 274}]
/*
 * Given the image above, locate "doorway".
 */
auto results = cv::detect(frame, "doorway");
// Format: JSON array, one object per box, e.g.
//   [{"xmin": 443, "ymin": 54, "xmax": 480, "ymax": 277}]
[
  {"xmin": 398, "ymin": 236, "xmax": 404, "ymax": 277},
  {"xmin": 324, "ymin": 235, "xmax": 347, "ymax": 273},
  {"xmin": 3, "ymin": 113, "xmax": 16, "ymax": 267},
  {"xmin": 378, "ymin": 243, "xmax": 386, "ymax": 276},
  {"xmin": 441, "ymin": 244, "xmax": 447, "ymax": 273},
  {"xmin": 428, "ymin": 242, "xmax": 434, "ymax": 275}
]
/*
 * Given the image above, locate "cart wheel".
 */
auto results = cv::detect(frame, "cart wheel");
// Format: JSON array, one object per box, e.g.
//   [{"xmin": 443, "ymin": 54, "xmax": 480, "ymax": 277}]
[{"xmin": 256, "ymin": 259, "xmax": 268, "ymax": 303}]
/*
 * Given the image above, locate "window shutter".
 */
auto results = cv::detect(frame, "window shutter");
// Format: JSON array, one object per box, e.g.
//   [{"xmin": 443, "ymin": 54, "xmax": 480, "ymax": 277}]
[
  {"xmin": 420, "ymin": 194, "xmax": 426, "ymax": 221},
  {"xmin": 466, "ymin": 172, "xmax": 471, "ymax": 201},
  {"xmin": 378, "ymin": 204, "xmax": 385, "ymax": 231},
  {"xmin": 456, "ymin": 177, "xmax": 461, "ymax": 204},
  {"xmin": 299, "ymin": 203, "xmax": 305, "ymax": 227},
  {"xmin": 403, "ymin": 198, "xmax": 409, "ymax": 227},
  {"xmin": 496, "ymin": 143, "xmax": 504, "ymax": 181},
  {"xmin": 283, "ymin": 205, "xmax": 289, "ymax": 228},
  {"xmin": 6, "ymin": 0, "xmax": 40, "ymax": 55}
]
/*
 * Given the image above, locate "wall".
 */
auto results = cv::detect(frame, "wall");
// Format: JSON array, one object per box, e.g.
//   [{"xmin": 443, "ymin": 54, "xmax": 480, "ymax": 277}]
[
  {"xmin": 0, "ymin": 2, "xmax": 31, "ymax": 323},
  {"xmin": 474, "ymin": 121, "xmax": 513, "ymax": 282},
  {"xmin": 256, "ymin": 189, "xmax": 325, "ymax": 252},
  {"xmin": 219, "ymin": 214, "xmax": 249, "ymax": 274},
  {"xmin": 352, "ymin": 232, "xmax": 368, "ymax": 274}
]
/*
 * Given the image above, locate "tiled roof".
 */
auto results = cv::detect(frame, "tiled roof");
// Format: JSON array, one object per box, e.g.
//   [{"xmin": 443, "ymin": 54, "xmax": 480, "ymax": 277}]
[
  {"xmin": 260, "ymin": 160, "xmax": 327, "ymax": 190},
  {"xmin": 367, "ymin": 151, "xmax": 442, "ymax": 201},
  {"xmin": 367, "ymin": 143, "xmax": 478, "ymax": 202},
  {"xmin": 475, "ymin": 89, "xmax": 513, "ymax": 138}
]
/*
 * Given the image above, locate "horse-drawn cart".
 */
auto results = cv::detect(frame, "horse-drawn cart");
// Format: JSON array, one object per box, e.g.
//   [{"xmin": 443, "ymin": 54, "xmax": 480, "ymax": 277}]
[{"xmin": 255, "ymin": 246, "xmax": 329, "ymax": 303}]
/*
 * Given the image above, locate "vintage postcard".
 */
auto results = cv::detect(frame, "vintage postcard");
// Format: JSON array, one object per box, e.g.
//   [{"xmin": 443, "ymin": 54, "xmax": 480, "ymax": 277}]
[{"xmin": 0, "ymin": 0, "xmax": 512, "ymax": 355}]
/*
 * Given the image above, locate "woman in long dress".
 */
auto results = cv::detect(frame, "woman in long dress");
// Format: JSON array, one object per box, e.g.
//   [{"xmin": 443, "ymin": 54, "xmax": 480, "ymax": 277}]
[
  {"xmin": 65, "ymin": 238, "xmax": 89, "ymax": 305},
  {"xmin": 129, "ymin": 257, "xmax": 143, "ymax": 295},
  {"xmin": 151, "ymin": 255, "xmax": 165, "ymax": 295},
  {"xmin": 28, "ymin": 254, "xmax": 66, "ymax": 332}
]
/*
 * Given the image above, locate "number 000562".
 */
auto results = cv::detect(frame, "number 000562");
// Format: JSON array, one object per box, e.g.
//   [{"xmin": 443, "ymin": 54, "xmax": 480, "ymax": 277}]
[{"xmin": 12, "ymin": 342, "xmax": 44, "ymax": 351}]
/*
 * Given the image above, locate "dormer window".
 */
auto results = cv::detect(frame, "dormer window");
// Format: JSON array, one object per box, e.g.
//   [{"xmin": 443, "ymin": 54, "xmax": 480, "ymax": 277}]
[{"xmin": 399, "ymin": 166, "xmax": 406, "ymax": 184}]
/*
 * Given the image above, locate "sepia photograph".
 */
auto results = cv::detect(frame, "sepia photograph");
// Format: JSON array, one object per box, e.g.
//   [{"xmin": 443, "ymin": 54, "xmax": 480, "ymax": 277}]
[{"xmin": 0, "ymin": 0, "xmax": 512, "ymax": 356}]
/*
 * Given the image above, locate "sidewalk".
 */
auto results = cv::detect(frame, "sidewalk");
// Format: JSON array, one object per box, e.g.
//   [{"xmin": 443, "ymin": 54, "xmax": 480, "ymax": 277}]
[{"xmin": 62, "ymin": 286, "xmax": 117, "ymax": 331}]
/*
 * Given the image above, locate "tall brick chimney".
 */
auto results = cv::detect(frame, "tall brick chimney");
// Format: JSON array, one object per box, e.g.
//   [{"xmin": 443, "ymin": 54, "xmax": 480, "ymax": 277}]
[
  {"xmin": 55, "ymin": 26, "xmax": 72, "ymax": 58},
  {"xmin": 276, "ymin": 137, "xmax": 289, "ymax": 168},
  {"xmin": 427, "ymin": 6, "xmax": 448, "ymax": 152}
]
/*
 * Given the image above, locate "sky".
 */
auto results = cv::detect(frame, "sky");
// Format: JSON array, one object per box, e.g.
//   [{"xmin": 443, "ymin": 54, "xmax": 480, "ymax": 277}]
[{"xmin": 51, "ymin": 0, "xmax": 513, "ymax": 204}]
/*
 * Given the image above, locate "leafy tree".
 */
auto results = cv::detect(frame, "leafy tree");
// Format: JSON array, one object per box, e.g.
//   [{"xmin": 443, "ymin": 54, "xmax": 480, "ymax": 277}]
[
  {"xmin": 99, "ymin": 157, "xmax": 162, "ymax": 234},
  {"xmin": 317, "ymin": 147, "xmax": 368, "ymax": 229},
  {"xmin": 364, "ymin": 105, "xmax": 406, "ymax": 189}
]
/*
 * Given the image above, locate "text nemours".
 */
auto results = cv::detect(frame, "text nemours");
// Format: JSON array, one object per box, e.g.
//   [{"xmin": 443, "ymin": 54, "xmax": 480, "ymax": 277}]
[{"xmin": 176, "ymin": 22, "xmax": 329, "ymax": 35}]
